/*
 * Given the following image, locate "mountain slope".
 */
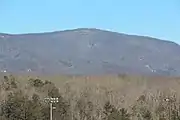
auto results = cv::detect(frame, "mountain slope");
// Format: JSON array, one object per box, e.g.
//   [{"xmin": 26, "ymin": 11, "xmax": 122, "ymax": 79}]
[{"xmin": 0, "ymin": 28, "xmax": 180, "ymax": 76}]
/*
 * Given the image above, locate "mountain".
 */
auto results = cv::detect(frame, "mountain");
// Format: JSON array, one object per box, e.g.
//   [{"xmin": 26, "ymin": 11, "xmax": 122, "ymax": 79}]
[{"xmin": 0, "ymin": 28, "xmax": 180, "ymax": 76}]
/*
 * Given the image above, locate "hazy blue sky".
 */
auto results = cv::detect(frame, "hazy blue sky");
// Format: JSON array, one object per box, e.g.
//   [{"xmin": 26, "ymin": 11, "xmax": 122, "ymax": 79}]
[{"xmin": 0, "ymin": 0, "xmax": 180, "ymax": 43}]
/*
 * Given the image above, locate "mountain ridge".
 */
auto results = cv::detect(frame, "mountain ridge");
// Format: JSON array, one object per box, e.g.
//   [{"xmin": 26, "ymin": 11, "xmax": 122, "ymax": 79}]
[
  {"xmin": 0, "ymin": 28, "xmax": 180, "ymax": 76},
  {"xmin": 0, "ymin": 28, "xmax": 178, "ymax": 46}
]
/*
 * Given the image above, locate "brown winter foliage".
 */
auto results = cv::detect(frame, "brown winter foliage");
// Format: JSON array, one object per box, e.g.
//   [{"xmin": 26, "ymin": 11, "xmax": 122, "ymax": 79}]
[{"xmin": 0, "ymin": 74, "xmax": 180, "ymax": 120}]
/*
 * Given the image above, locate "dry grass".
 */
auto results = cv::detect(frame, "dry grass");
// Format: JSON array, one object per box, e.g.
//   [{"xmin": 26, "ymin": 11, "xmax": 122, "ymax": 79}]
[{"xmin": 1, "ymin": 73, "xmax": 180, "ymax": 119}]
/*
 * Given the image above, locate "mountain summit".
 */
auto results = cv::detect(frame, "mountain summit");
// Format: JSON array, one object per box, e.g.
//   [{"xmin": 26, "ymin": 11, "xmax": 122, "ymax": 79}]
[{"xmin": 0, "ymin": 28, "xmax": 180, "ymax": 76}]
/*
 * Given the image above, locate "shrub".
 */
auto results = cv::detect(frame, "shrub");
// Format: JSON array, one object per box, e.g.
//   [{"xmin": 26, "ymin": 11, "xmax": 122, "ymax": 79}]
[
  {"xmin": 1, "ymin": 75, "xmax": 18, "ymax": 90},
  {"xmin": 28, "ymin": 78, "xmax": 44, "ymax": 88},
  {"xmin": 131, "ymin": 94, "xmax": 152, "ymax": 120},
  {"xmin": 1, "ymin": 90, "xmax": 29, "ymax": 120},
  {"xmin": 75, "ymin": 98, "xmax": 94, "ymax": 120},
  {"xmin": 103, "ymin": 101, "xmax": 131, "ymax": 120},
  {"xmin": 0, "ymin": 90, "xmax": 47, "ymax": 120}
]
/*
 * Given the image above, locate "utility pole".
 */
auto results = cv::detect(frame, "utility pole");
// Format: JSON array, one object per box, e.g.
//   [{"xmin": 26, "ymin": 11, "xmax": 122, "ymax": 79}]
[
  {"xmin": 44, "ymin": 97, "xmax": 59, "ymax": 120},
  {"xmin": 50, "ymin": 102, "xmax": 53, "ymax": 120}
]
